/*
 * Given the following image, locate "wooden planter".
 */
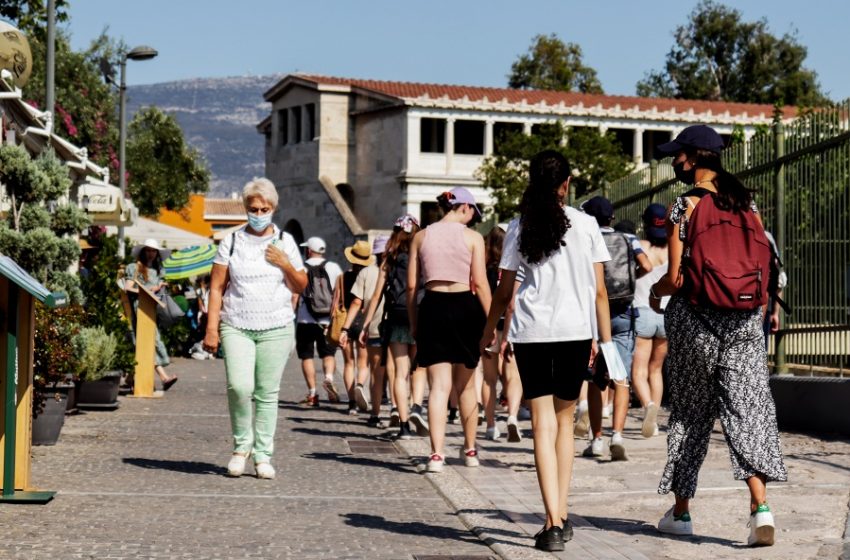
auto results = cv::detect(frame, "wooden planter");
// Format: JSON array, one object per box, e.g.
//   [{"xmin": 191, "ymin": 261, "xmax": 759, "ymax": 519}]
[
  {"xmin": 31, "ymin": 385, "xmax": 71, "ymax": 446},
  {"xmin": 76, "ymin": 371, "xmax": 121, "ymax": 410}
]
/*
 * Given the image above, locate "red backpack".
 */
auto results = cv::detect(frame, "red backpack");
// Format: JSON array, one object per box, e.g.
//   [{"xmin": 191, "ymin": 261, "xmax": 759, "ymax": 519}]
[{"xmin": 683, "ymin": 191, "xmax": 772, "ymax": 311}]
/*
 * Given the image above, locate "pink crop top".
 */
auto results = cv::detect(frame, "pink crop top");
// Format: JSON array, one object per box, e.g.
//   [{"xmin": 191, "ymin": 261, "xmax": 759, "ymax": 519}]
[{"xmin": 418, "ymin": 221, "xmax": 472, "ymax": 285}]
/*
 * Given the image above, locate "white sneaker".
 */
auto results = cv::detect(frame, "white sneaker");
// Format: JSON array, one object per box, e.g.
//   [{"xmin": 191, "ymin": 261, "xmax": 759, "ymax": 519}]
[
  {"xmin": 574, "ymin": 403, "xmax": 590, "ymax": 438},
  {"xmin": 485, "ymin": 425, "xmax": 501, "ymax": 440},
  {"xmin": 652, "ymin": 424, "xmax": 660, "ymax": 436},
  {"xmin": 747, "ymin": 504, "xmax": 775, "ymax": 546},
  {"xmin": 642, "ymin": 402, "xmax": 659, "ymax": 438},
  {"xmin": 610, "ymin": 432, "xmax": 628, "ymax": 461},
  {"xmin": 191, "ymin": 351, "xmax": 207, "ymax": 361},
  {"xmin": 426, "ymin": 453, "xmax": 444, "ymax": 473},
  {"xmin": 227, "ymin": 452, "xmax": 250, "ymax": 477},
  {"xmin": 518, "ymin": 406, "xmax": 531, "ymax": 421},
  {"xmin": 255, "ymin": 462, "xmax": 275, "ymax": 480},
  {"xmin": 506, "ymin": 415, "xmax": 522, "ymax": 443},
  {"xmin": 460, "ymin": 447, "xmax": 480, "ymax": 467},
  {"xmin": 582, "ymin": 437, "xmax": 604, "ymax": 457},
  {"xmin": 658, "ymin": 507, "xmax": 693, "ymax": 536},
  {"xmin": 602, "ymin": 404, "xmax": 612, "ymax": 419}
]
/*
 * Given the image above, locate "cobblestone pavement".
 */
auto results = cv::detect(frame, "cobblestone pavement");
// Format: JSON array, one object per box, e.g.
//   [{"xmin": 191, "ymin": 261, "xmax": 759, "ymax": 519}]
[
  {"xmin": 0, "ymin": 357, "xmax": 493, "ymax": 560},
  {"xmin": 3, "ymin": 354, "xmax": 849, "ymax": 560},
  {"xmin": 399, "ymin": 401, "xmax": 850, "ymax": 560}
]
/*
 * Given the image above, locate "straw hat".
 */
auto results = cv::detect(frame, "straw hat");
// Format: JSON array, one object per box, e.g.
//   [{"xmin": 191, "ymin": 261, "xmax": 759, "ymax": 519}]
[{"xmin": 344, "ymin": 240, "xmax": 375, "ymax": 266}]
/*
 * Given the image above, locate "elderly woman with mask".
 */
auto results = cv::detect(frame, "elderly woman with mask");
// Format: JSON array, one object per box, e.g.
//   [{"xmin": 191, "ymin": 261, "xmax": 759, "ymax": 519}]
[{"xmin": 203, "ymin": 178, "xmax": 308, "ymax": 479}]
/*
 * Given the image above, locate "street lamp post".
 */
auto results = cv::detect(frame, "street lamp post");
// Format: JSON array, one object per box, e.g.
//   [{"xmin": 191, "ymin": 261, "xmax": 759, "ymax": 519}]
[{"xmin": 117, "ymin": 45, "xmax": 158, "ymax": 258}]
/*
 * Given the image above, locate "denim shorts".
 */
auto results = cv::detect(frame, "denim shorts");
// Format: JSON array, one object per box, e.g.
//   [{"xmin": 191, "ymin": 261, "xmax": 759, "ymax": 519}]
[{"xmin": 634, "ymin": 306, "xmax": 666, "ymax": 339}]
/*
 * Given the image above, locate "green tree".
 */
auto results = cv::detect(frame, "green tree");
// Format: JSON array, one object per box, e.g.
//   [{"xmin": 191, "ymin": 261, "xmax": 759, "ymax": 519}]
[
  {"xmin": 126, "ymin": 106, "xmax": 210, "ymax": 217},
  {"xmin": 476, "ymin": 123, "xmax": 632, "ymax": 220},
  {"xmin": 0, "ymin": 0, "xmax": 69, "ymax": 40},
  {"xmin": 636, "ymin": 0, "xmax": 827, "ymax": 106},
  {"xmin": 509, "ymin": 33, "xmax": 603, "ymax": 94}
]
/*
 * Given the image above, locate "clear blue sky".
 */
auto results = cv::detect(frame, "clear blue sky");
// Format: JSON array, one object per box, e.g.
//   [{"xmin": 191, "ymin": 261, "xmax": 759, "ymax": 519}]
[{"xmin": 66, "ymin": 0, "xmax": 850, "ymax": 100}]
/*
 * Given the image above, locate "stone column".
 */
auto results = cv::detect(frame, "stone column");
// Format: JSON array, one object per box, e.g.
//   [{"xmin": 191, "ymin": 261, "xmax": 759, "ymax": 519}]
[
  {"xmin": 446, "ymin": 117, "xmax": 455, "ymax": 175},
  {"xmin": 484, "ymin": 119, "xmax": 494, "ymax": 156},
  {"xmin": 633, "ymin": 128, "xmax": 644, "ymax": 165}
]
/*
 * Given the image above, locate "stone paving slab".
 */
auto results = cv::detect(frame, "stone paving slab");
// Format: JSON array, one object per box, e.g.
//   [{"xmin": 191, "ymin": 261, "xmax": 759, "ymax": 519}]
[
  {"xmin": 0, "ymin": 357, "xmax": 491, "ymax": 560},
  {"xmin": 401, "ymin": 403, "xmax": 850, "ymax": 560}
]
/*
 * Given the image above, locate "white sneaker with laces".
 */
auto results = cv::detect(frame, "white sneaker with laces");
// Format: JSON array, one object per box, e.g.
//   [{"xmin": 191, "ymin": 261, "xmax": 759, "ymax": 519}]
[
  {"xmin": 460, "ymin": 447, "xmax": 480, "ymax": 467},
  {"xmin": 610, "ymin": 432, "xmax": 628, "ymax": 461},
  {"xmin": 255, "ymin": 462, "xmax": 275, "ymax": 480},
  {"xmin": 642, "ymin": 402, "xmax": 659, "ymax": 438},
  {"xmin": 426, "ymin": 453, "xmax": 444, "ymax": 473},
  {"xmin": 227, "ymin": 452, "xmax": 250, "ymax": 477},
  {"xmin": 747, "ymin": 504, "xmax": 775, "ymax": 546},
  {"xmin": 658, "ymin": 507, "xmax": 693, "ymax": 536},
  {"xmin": 485, "ymin": 425, "xmax": 501, "ymax": 440},
  {"xmin": 602, "ymin": 404, "xmax": 612, "ymax": 419},
  {"xmin": 506, "ymin": 415, "xmax": 522, "ymax": 443},
  {"xmin": 582, "ymin": 437, "xmax": 604, "ymax": 457}
]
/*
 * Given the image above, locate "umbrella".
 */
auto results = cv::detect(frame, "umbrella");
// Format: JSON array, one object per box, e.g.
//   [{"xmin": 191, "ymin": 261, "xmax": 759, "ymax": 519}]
[{"xmin": 163, "ymin": 244, "xmax": 218, "ymax": 280}]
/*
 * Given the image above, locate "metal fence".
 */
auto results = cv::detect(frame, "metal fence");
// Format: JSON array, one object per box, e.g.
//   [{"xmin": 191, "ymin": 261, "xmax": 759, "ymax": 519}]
[{"xmin": 579, "ymin": 100, "xmax": 850, "ymax": 376}]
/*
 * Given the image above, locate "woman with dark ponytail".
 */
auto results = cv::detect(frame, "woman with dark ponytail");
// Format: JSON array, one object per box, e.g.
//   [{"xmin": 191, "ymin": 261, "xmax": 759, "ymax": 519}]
[
  {"xmin": 650, "ymin": 125, "xmax": 786, "ymax": 547},
  {"xmin": 481, "ymin": 150, "xmax": 614, "ymax": 551}
]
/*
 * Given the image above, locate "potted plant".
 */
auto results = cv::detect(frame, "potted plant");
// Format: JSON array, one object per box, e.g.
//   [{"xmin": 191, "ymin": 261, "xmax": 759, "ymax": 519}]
[
  {"xmin": 32, "ymin": 305, "xmax": 83, "ymax": 445},
  {"xmin": 74, "ymin": 326, "xmax": 121, "ymax": 409}
]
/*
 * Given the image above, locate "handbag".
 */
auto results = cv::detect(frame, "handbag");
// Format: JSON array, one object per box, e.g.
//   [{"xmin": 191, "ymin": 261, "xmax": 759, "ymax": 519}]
[
  {"xmin": 157, "ymin": 292, "xmax": 186, "ymax": 328},
  {"xmin": 326, "ymin": 276, "xmax": 348, "ymax": 346}
]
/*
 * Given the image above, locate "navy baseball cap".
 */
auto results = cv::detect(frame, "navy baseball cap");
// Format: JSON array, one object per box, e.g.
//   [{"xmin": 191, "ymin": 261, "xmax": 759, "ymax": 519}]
[
  {"xmin": 581, "ymin": 196, "xmax": 614, "ymax": 221},
  {"xmin": 653, "ymin": 125, "xmax": 725, "ymax": 159},
  {"xmin": 642, "ymin": 203, "xmax": 667, "ymax": 239}
]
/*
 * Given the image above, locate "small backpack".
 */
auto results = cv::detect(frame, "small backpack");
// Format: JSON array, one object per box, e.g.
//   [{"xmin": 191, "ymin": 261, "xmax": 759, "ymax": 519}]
[
  {"xmin": 601, "ymin": 231, "xmax": 636, "ymax": 307},
  {"xmin": 303, "ymin": 261, "xmax": 334, "ymax": 318},
  {"xmin": 682, "ymin": 192, "xmax": 772, "ymax": 311}
]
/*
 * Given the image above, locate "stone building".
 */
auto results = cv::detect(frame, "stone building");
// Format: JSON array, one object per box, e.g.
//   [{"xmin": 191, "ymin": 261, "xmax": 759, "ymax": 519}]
[{"xmin": 259, "ymin": 74, "xmax": 792, "ymax": 263}]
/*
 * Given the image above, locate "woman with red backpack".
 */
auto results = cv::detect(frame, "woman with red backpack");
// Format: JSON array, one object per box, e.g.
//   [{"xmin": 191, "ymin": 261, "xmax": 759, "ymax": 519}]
[{"xmin": 650, "ymin": 125, "xmax": 787, "ymax": 547}]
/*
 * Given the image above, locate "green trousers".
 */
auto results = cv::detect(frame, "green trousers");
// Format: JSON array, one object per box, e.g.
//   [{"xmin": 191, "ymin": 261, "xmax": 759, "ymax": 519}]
[{"xmin": 220, "ymin": 322, "xmax": 295, "ymax": 463}]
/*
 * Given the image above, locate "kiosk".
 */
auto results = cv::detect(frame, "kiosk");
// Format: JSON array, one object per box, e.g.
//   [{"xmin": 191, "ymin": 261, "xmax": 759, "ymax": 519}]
[{"xmin": 0, "ymin": 255, "xmax": 66, "ymax": 503}]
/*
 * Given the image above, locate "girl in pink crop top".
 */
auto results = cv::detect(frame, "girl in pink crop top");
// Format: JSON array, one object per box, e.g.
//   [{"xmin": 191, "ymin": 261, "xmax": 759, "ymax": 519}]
[{"xmin": 407, "ymin": 187, "xmax": 492, "ymax": 473}]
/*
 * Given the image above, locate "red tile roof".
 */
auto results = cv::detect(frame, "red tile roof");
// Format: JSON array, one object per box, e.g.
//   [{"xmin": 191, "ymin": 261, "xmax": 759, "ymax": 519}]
[
  {"xmin": 204, "ymin": 198, "xmax": 245, "ymax": 217},
  {"xmin": 289, "ymin": 74, "xmax": 795, "ymax": 120}
]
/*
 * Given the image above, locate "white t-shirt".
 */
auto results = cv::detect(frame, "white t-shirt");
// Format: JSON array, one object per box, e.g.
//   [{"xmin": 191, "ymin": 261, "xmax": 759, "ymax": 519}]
[
  {"xmin": 296, "ymin": 257, "xmax": 343, "ymax": 325},
  {"xmin": 500, "ymin": 206, "xmax": 610, "ymax": 343},
  {"xmin": 214, "ymin": 226, "xmax": 304, "ymax": 331}
]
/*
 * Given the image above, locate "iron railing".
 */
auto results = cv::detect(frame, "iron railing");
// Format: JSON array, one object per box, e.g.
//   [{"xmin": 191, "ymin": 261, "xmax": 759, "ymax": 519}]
[{"xmin": 580, "ymin": 100, "xmax": 850, "ymax": 376}]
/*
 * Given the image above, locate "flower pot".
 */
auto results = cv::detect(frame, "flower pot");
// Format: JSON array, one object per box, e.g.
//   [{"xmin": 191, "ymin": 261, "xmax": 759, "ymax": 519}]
[
  {"xmin": 63, "ymin": 375, "xmax": 79, "ymax": 415},
  {"xmin": 32, "ymin": 387, "xmax": 70, "ymax": 446},
  {"xmin": 77, "ymin": 371, "xmax": 121, "ymax": 409}
]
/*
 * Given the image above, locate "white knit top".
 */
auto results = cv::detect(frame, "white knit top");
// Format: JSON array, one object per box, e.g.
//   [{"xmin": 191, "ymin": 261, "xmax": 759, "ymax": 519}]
[{"xmin": 213, "ymin": 226, "xmax": 304, "ymax": 331}]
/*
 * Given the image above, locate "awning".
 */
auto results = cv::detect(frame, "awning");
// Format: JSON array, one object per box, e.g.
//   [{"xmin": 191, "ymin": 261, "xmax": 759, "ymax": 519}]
[{"xmin": 106, "ymin": 217, "xmax": 212, "ymax": 250}]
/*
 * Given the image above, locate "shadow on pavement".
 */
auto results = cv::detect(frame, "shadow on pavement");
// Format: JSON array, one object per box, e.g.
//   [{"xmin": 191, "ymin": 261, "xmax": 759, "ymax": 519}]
[
  {"xmin": 579, "ymin": 515, "xmax": 746, "ymax": 548},
  {"xmin": 123, "ymin": 457, "xmax": 227, "ymax": 476},
  {"xmin": 785, "ymin": 450, "xmax": 850, "ymax": 472},
  {"xmin": 340, "ymin": 512, "xmax": 482, "ymax": 544},
  {"xmin": 302, "ymin": 452, "xmax": 417, "ymax": 474}
]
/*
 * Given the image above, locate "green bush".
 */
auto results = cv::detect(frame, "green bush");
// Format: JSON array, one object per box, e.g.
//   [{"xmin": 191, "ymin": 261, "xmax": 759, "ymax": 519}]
[{"xmin": 73, "ymin": 327, "xmax": 117, "ymax": 381}]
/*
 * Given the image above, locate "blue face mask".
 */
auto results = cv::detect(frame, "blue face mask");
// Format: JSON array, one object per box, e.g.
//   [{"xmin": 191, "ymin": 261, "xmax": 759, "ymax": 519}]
[{"xmin": 247, "ymin": 212, "xmax": 272, "ymax": 231}]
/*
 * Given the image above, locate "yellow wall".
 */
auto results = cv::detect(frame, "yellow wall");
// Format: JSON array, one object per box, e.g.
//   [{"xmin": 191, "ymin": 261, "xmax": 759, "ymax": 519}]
[
  {"xmin": 157, "ymin": 194, "xmax": 211, "ymax": 237},
  {"xmin": 157, "ymin": 195, "xmax": 245, "ymax": 237}
]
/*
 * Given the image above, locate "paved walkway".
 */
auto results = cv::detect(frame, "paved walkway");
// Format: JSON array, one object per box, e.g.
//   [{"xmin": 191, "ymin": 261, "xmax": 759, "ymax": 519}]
[{"xmin": 3, "ymin": 355, "xmax": 849, "ymax": 559}]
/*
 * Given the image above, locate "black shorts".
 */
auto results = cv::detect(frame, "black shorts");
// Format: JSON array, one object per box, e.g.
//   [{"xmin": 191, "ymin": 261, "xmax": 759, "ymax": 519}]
[
  {"xmin": 296, "ymin": 322, "xmax": 336, "ymax": 359},
  {"xmin": 512, "ymin": 339, "xmax": 593, "ymax": 401},
  {"xmin": 416, "ymin": 291, "xmax": 485, "ymax": 370}
]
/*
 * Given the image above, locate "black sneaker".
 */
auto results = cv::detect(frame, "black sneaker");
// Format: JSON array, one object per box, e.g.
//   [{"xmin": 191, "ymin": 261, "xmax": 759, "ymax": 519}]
[
  {"xmin": 389, "ymin": 407, "xmax": 400, "ymax": 427},
  {"xmin": 409, "ymin": 404, "xmax": 429, "ymax": 436},
  {"xmin": 534, "ymin": 525, "xmax": 565, "ymax": 552},
  {"xmin": 561, "ymin": 518, "xmax": 574, "ymax": 542},
  {"xmin": 448, "ymin": 407, "xmax": 458, "ymax": 424},
  {"xmin": 367, "ymin": 415, "xmax": 386, "ymax": 428},
  {"xmin": 397, "ymin": 421, "xmax": 414, "ymax": 440}
]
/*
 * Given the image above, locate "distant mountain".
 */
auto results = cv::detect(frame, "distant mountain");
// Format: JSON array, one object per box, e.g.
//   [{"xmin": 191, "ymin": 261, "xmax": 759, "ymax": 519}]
[{"xmin": 126, "ymin": 75, "xmax": 283, "ymax": 196}]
